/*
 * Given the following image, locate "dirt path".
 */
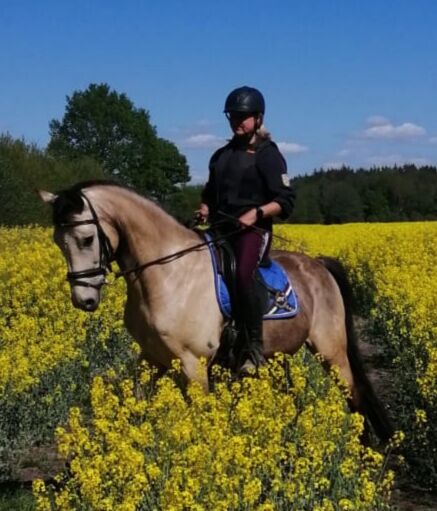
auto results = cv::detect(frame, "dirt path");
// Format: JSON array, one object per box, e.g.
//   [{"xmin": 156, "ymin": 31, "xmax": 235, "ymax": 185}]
[{"xmin": 357, "ymin": 319, "xmax": 437, "ymax": 511}]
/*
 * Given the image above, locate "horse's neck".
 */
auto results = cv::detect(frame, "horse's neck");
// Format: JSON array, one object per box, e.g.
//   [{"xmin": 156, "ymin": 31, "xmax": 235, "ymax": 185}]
[
  {"xmin": 95, "ymin": 187, "xmax": 189, "ymax": 250},
  {"xmin": 108, "ymin": 191, "xmax": 214, "ymax": 329},
  {"xmin": 92, "ymin": 187, "xmax": 222, "ymax": 351},
  {"xmin": 94, "ymin": 186, "xmax": 203, "ymax": 285}
]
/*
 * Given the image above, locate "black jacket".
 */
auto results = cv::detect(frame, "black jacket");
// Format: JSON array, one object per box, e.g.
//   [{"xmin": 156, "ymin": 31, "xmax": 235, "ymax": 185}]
[{"xmin": 201, "ymin": 137, "xmax": 295, "ymax": 227}]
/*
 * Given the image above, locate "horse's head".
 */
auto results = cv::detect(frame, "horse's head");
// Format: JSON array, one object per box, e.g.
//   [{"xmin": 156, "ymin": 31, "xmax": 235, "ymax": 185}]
[{"xmin": 39, "ymin": 187, "xmax": 119, "ymax": 312}]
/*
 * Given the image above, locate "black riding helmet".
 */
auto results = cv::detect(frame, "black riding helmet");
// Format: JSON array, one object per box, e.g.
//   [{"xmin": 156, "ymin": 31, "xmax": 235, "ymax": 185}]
[{"xmin": 224, "ymin": 86, "xmax": 265, "ymax": 115}]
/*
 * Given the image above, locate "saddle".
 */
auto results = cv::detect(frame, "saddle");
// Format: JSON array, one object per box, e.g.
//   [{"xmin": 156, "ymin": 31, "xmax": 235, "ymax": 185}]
[{"xmin": 204, "ymin": 231, "xmax": 298, "ymax": 320}]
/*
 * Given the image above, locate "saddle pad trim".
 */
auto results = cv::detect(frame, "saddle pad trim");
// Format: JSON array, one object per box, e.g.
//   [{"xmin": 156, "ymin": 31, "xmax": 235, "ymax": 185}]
[{"xmin": 205, "ymin": 233, "xmax": 231, "ymax": 318}]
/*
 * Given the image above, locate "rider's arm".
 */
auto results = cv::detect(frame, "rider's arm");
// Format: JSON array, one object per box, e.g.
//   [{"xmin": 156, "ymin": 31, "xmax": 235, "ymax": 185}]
[
  {"xmin": 256, "ymin": 143, "xmax": 295, "ymax": 219},
  {"xmin": 258, "ymin": 201, "xmax": 282, "ymax": 218}
]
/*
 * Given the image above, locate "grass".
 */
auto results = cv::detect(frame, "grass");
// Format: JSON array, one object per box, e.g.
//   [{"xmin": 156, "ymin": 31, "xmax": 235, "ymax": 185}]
[{"xmin": 0, "ymin": 484, "xmax": 35, "ymax": 511}]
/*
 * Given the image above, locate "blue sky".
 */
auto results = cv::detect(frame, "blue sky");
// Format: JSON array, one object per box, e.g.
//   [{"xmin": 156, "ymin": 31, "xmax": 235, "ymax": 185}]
[{"xmin": 1, "ymin": 0, "xmax": 436, "ymax": 183}]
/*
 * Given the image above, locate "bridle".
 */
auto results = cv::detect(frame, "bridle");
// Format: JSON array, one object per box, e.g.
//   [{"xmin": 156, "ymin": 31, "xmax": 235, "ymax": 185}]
[{"xmin": 56, "ymin": 192, "xmax": 114, "ymax": 289}]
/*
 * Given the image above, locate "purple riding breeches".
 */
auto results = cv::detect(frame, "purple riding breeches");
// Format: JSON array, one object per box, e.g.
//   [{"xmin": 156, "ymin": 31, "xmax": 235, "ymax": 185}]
[{"xmin": 231, "ymin": 228, "xmax": 271, "ymax": 293}]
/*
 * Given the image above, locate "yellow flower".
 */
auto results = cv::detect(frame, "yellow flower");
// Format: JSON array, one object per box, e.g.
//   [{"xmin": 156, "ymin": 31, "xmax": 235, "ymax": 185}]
[{"xmin": 243, "ymin": 477, "xmax": 262, "ymax": 506}]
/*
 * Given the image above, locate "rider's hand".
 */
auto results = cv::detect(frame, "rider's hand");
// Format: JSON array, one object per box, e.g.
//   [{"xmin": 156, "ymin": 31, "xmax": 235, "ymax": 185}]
[
  {"xmin": 195, "ymin": 203, "xmax": 209, "ymax": 224},
  {"xmin": 238, "ymin": 208, "xmax": 257, "ymax": 227}
]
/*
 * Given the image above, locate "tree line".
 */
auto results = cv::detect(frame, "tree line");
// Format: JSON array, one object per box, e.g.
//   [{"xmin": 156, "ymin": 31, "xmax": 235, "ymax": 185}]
[
  {"xmin": 289, "ymin": 165, "xmax": 437, "ymax": 224},
  {"xmin": 0, "ymin": 82, "xmax": 436, "ymax": 225}
]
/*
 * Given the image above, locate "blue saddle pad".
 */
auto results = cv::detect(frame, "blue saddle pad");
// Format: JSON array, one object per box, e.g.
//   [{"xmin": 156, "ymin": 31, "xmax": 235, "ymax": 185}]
[{"xmin": 205, "ymin": 234, "xmax": 299, "ymax": 320}]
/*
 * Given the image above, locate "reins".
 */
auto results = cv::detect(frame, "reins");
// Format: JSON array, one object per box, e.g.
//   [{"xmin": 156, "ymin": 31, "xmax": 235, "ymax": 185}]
[
  {"xmin": 114, "ymin": 210, "xmax": 293, "ymax": 279},
  {"xmin": 58, "ymin": 193, "xmax": 293, "ymax": 285},
  {"xmin": 114, "ymin": 225, "xmax": 243, "ymax": 278}
]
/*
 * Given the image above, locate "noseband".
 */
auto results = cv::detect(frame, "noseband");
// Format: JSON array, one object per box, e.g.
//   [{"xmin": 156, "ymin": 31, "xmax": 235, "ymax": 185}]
[{"xmin": 56, "ymin": 192, "xmax": 113, "ymax": 289}]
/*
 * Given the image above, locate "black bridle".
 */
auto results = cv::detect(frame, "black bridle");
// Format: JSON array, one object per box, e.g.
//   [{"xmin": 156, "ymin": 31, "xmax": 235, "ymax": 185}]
[{"xmin": 56, "ymin": 192, "xmax": 114, "ymax": 289}]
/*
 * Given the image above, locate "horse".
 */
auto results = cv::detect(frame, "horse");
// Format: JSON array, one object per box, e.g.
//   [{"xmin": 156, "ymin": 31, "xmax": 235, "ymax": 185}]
[{"xmin": 38, "ymin": 180, "xmax": 393, "ymax": 442}]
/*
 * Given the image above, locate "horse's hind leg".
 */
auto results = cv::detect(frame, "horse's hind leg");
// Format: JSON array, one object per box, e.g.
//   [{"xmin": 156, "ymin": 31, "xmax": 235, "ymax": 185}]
[
  {"xmin": 307, "ymin": 315, "xmax": 393, "ymax": 443},
  {"xmin": 306, "ymin": 322, "xmax": 363, "ymax": 413},
  {"xmin": 306, "ymin": 324, "xmax": 376, "ymax": 446},
  {"xmin": 315, "ymin": 257, "xmax": 394, "ymax": 442}
]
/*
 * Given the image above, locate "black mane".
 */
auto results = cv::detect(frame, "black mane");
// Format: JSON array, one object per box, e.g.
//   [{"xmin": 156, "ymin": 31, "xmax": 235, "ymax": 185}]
[{"xmin": 52, "ymin": 179, "xmax": 128, "ymax": 225}]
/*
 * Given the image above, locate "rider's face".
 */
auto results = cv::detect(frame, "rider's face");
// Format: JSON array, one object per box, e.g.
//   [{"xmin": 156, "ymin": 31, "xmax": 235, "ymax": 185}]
[{"xmin": 226, "ymin": 112, "xmax": 258, "ymax": 136}]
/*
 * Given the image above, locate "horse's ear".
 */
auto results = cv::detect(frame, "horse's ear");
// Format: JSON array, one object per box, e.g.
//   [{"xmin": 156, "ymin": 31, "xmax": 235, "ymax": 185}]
[{"xmin": 37, "ymin": 189, "xmax": 58, "ymax": 204}]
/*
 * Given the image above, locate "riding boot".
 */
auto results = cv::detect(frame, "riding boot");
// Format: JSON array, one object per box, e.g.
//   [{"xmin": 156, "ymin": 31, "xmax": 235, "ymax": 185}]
[{"xmin": 237, "ymin": 286, "xmax": 266, "ymax": 375}]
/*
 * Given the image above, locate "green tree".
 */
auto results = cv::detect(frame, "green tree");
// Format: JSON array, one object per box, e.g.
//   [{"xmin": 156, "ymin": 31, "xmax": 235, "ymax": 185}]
[
  {"xmin": 279, "ymin": 165, "xmax": 437, "ymax": 224},
  {"xmin": 322, "ymin": 182, "xmax": 364, "ymax": 223},
  {"xmin": 162, "ymin": 184, "xmax": 203, "ymax": 224},
  {"xmin": 362, "ymin": 187, "xmax": 390, "ymax": 221},
  {"xmin": 48, "ymin": 83, "xmax": 189, "ymax": 198},
  {"xmin": 148, "ymin": 138, "xmax": 190, "ymax": 203},
  {"xmin": 290, "ymin": 182, "xmax": 323, "ymax": 223},
  {"xmin": 0, "ymin": 134, "xmax": 104, "ymax": 225}
]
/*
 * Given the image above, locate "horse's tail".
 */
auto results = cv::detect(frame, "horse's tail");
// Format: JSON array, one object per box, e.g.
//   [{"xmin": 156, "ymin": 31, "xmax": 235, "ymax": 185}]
[{"xmin": 317, "ymin": 256, "xmax": 394, "ymax": 442}]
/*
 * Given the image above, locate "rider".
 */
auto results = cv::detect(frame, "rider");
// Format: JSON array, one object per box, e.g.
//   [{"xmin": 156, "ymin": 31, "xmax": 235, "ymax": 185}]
[{"xmin": 198, "ymin": 86, "xmax": 295, "ymax": 373}]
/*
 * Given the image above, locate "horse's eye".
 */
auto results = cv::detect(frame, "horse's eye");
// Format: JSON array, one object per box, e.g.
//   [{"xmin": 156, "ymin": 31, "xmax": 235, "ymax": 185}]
[{"xmin": 83, "ymin": 236, "xmax": 94, "ymax": 247}]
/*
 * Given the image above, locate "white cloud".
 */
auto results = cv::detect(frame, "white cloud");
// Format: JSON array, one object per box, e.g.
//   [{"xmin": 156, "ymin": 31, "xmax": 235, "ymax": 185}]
[
  {"xmin": 181, "ymin": 133, "xmax": 224, "ymax": 149},
  {"xmin": 364, "ymin": 121, "xmax": 426, "ymax": 140},
  {"xmin": 429, "ymin": 136, "xmax": 437, "ymax": 144},
  {"xmin": 277, "ymin": 141, "xmax": 308, "ymax": 154},
  {"xmin": 337, "ymin": 149, "xmax": 351, "ymax": 157},
  {"xmin": 366, "ymin": 115, "xmax": 390, "ymax": 127}
]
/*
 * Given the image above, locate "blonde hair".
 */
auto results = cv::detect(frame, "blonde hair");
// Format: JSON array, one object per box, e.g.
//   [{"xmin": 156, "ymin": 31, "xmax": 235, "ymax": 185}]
[{"xmin": 256, "ymin": 124, "xmax": 272, "ymax": 140}]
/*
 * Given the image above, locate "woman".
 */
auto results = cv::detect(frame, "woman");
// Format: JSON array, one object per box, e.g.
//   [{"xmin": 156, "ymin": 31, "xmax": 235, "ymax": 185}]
[{"xmin": 198, "ymin": 86, "xmax": 295, "ymax": 373}]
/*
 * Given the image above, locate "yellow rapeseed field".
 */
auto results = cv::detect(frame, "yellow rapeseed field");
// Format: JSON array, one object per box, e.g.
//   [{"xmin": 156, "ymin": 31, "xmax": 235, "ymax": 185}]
[
  {"xmin": 0, "ymin": 222, "xmax": 435, "ymax": 508},
  {"xmin": 275, "ymin": 222, "xmax": 437, "ymax": 487},
  {"xmin": 0, "ymin": 227, "xmax": 125, "ymax": 395},
  {"xmin": 276, "ymin": 223, "xmax": 436, "ymax": 406},
  {"xmin": 34, "ymin": 359, "xmax": 396, "ymax": 511}
]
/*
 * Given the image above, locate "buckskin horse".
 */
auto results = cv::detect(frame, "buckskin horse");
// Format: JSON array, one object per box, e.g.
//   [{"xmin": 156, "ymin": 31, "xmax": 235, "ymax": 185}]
[{"xmin": 39, "ymin": 180, "xmax": 393, "ymax": 441}]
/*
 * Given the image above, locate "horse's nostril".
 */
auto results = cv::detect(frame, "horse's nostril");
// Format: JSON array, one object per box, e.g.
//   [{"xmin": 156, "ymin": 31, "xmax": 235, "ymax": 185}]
[{"xmin": 85, "ymin": 298, "xmax": 96, "ymax": 308}]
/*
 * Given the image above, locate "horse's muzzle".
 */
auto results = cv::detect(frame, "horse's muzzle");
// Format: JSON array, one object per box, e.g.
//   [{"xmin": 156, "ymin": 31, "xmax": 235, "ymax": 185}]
[{"xmin": 72, "ymin": 292, "xmax": 100, "ymax": 312}]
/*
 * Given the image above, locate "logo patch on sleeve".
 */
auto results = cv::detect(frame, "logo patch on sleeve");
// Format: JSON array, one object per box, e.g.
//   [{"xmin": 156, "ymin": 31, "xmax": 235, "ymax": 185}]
[{"xmin": 281, "ymin": 174, "xmax": 290, "ymax": 187}]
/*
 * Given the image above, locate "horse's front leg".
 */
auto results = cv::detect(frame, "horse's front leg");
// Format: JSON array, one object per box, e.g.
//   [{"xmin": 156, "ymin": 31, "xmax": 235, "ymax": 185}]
[{"xmin": 179, "ymin": 350, "xmax": 209, "ymax": 393}]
